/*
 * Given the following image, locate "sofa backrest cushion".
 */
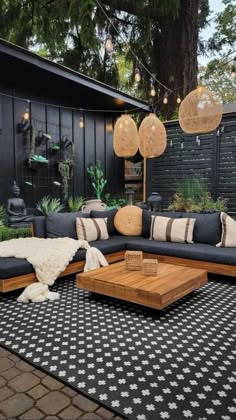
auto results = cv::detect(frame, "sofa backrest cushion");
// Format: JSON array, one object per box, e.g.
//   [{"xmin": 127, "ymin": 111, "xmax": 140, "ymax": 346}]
[
  {"xmin": 46, "ymin": 211, "xmax": 90, "ymax": 239},
  {"xmin": 90, "ymin": 209, "xmax": 118, "ymax": 235},
  {"xmin": 142, "ymin": 210, "xmax": 182, "ymax": 238},
  {"xmin": 32, "ymin": 216, "xmax": 46, "ymax": 238},
  {"xmin": 181, "ymin": 212, "xmax": 221, "ymax": 244}
]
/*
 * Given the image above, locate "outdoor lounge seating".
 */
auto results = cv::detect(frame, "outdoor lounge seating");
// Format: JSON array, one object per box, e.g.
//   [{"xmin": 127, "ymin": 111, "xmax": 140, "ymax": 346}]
[{"xmin": 1, "ymin": 208, "xmax": 236, "ymax": 293}]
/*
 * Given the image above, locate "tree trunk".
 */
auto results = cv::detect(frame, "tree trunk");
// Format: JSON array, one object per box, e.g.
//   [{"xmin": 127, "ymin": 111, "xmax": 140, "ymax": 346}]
[{"xmin": 152, "ymin": 0, "xmax": 199, "ymax": 119}]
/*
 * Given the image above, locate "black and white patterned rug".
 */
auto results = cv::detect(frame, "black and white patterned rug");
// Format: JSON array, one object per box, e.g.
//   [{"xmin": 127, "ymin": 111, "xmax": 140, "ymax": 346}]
[{"xmin": 0, "ymin": 276, "xmax": 236, "ymax": 420}]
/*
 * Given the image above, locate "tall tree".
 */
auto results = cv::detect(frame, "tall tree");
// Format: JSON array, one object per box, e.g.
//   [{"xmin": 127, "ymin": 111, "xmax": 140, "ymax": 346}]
[{"xmin": 0, "ymin": 0, "xmax": 210, "ymax": 117}]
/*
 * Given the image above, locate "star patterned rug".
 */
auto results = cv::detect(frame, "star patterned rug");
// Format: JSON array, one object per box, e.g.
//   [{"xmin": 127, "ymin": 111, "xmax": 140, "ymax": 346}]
[{"xmin": 0, "ymin": 276, "xmax": 236, "ymax": 420}]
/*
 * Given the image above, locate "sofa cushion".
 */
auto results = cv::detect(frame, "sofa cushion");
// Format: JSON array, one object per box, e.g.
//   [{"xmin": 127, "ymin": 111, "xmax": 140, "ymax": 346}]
[
  {"xmin": 216, "ymin": 212, "xmax": 236, "ymax": 247},
  {"xmin": 125, "ymin": 238, "xmax": 236, "ymax": 265},
  {"xmin": 142, "ymin": 210, "xmax": 182, "ymax": 238},
  {"xmin": 32, "ymin": 216, "xmax": 46, "ymax": 238},
  {"xmin": 0, "ymin": 258, "xmax": 33, "ymax": 279},
  {"xmin": 181, "ymin": 212, "xmax": 221, "ymax": 244},
  {"xmin": 76, "ymin": 217, "xmax": 109, "ymax": 242},
  {"xmin": 72, "ymin": 235, "xmax": 126, "ymax": 262},
  {"xmin": 150, "ymin": 216, "xmax": 195, "ymax": 243},
  {"xmin": 46, "ymin": 212, "xmax": 90, "ymax": 239},
  {"xmin": 90, "ymin": 209, "xmax": 118, "ymax": 235}
]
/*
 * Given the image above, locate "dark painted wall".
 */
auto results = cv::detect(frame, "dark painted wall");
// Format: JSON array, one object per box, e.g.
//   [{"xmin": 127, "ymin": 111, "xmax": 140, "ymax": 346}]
[
  {"xmin": 0, "ymin": 86, "xmax": 124, "ymax": 207},
  {"xmin": 147, "ymin": 112, "xmax": 236, "ymax": 214}
]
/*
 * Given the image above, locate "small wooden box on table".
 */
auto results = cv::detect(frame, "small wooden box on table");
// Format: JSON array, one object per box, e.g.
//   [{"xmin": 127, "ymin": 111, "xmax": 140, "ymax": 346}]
[{"xmin": 77, "ymin": 260, "xmax": 208, "ymax": 310}]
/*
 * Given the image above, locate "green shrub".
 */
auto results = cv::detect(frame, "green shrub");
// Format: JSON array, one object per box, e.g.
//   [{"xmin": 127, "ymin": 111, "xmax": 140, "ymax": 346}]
[
  {"xmin": 0, "ymin": 226, "xmax": 32, "ymax": 242},
  {"xmin": 104, "ymin": 193, "xmax": 127, "ymax": 209},
  {"xmin": 0, "ymin": 205, "xmax": 7, "ymax": 226},
  {"xmin": 36, "ymin": 196, "xmax": 65, "ymax": 216},
  {"xmin": 68, "ymin": 196, "xmax": 85, "ymax": 212}
]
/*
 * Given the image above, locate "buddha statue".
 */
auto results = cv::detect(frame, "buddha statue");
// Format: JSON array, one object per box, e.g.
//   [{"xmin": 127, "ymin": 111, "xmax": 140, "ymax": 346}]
[{"xmin": 7, "ymin": 181, "xmax": 33, "ymax": 226}]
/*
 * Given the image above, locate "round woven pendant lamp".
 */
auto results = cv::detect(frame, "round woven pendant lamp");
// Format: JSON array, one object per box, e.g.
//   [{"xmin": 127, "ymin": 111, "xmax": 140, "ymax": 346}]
[
  {"xmin": 179, "ymin": 86, "xmax": 223, "ymax": 134},
  {"xmin": 138, "ymin": 113, "xmax": 167, "ymax": 158},
  {"xmin": 113, "ymin": 114, "xmax": 139, "ymax": 157}
]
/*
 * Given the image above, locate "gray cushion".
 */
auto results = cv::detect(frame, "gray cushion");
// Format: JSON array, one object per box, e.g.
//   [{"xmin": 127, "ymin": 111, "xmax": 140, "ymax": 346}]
[
  {"xmin": 72, "ymin": 236, "xmax": 126, "ymax": 262},
  {"xmin": 181, "ymin": 212, "xmax": 221, "ymax": 245},
  {"xmin": 126, "ymin": 238, "xmax": 236, "ymax": 265},
  {"xmin": 32, "ymin": 216, "xmax": 46, "ymax": 238},
  {"xmin": 142, "ymin": 210, "xmax": 182, "ymax": 238},
  {"xmin": 90, "ymin": 209, "xmax": 118, "ymax": 235},
  {"xmin": 46, "ymin": 212, "xmax": 90, "ymax": 239},
  {"xmin": 0, "ymin": 258, "xmax": 33, "ymax": 279}
]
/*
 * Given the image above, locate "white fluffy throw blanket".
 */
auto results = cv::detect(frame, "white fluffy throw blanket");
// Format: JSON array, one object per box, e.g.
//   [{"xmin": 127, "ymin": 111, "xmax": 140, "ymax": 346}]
[{"xmin": 0, "ymin": 237, "xmax": 108, "ymax": 303}]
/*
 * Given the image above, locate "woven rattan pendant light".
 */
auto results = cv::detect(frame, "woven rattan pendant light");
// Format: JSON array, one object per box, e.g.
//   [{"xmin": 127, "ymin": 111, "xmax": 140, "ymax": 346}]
[
  {"xmin": 179, "ymin": 86, "xmax": 223, "ymax": 134},
  {"xmin": 138, "ymin": 113, "xmax": 167, "ymax": 158},
  {"xmin": 113, "ymin": 114, "xmax": 139, "ymax": 157}
]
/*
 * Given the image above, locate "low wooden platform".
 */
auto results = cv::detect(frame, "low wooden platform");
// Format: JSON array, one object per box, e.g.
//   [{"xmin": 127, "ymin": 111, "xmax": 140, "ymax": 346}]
[{"xmin": 77, "ymin": 260, "xmax": 208, "ymax": 310}]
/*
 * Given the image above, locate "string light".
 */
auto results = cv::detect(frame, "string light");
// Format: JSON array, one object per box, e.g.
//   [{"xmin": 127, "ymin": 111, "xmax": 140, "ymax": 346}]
[
  {"xmin": 79, "ymin": 110, "xmax": 84, "ymax": 128},
  {"xmin": 150, "ymin": 78, "xmax": 156, "ymax": 97},
  {"xmin": 105, "ymin": 32, "xmax": 113, "ymax": 54},
  {"xmin": 135, "ymin": 67, "xmax": 141, "ymax": 83},
  {"xmin": 163, "ymin": 92, "xmax": 168, "ymax": 104},
  {"xmin": 177, "ymin": 94, "xmax": 181, "ymax": 104},
  {"xmin": 231, "ymin": 57, "xmax": 236, "ymax": 79},
  {"xmin": 23, "ymin": 100, "xmax": 30, "ymax": 120}
]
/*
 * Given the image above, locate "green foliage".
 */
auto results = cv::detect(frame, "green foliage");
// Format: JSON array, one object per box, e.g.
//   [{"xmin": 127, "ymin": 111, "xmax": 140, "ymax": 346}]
[
  {"xmin": 87, "ymin": 160, "xmax": 107, "ymax": 200},
  {"xmin": 104, "ymin": 193, "xmax": 127, "ymax": 209},
  {"xmin": 68, "ymin": 196, "xmax": 85, "ymax": 212},
  {"xmin": 168, "ymin": 177, "xmax": 227, "ymax": 213},
  {"xmin": 36, "ymin": 196, "xmax": 65, "ymax": 216},
  {"xmin": 0, "ymin": 205, "xmax": 7, "ymax": 227},
  {"xmin": 0, "ymin": 226, "xmax": 32, "ymax": 242},
  {"xmin": 199, "ymin": 61, "xmax": 236, "ymax": 104}
]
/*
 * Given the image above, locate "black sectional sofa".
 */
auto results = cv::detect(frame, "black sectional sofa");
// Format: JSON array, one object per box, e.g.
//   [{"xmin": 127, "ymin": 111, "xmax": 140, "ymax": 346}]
[{"xmin": 0, "ymin": 209, "xmax": 236, "ymax": 293}]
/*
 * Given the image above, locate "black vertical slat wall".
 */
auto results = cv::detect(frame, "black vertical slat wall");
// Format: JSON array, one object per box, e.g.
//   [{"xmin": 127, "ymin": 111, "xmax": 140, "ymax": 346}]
[
  {"xmin": 147, "ymin": 112, "xmax": 236, "ymax": 214},
  {"xmin": 0, "ymin": 89, "xmax": 124, "ymax": 206}
]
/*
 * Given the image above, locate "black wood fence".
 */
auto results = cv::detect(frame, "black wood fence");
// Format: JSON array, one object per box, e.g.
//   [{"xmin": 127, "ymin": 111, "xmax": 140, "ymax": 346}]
[{"xmin": 147, "ymin": 112, "xmax": 236, "ymax": 214}]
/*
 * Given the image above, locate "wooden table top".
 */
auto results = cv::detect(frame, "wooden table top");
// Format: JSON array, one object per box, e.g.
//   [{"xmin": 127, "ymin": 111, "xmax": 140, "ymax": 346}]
[{"xmin": 77, "ymin": 261, "xmax": 208, "ymax": 310}]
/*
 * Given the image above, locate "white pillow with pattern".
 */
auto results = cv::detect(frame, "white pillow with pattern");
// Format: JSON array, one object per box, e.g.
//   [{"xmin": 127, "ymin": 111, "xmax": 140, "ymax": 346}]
[
  {"xmin": 76, "ymin": 217, "xmax": 109, "ymax": 242},
  {"xmin": 150, "ymin": 215, "xmax": 196, "ymax": 243}
]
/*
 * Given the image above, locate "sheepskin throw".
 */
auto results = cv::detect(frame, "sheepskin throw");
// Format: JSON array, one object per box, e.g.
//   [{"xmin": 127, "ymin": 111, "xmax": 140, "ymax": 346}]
[{"xmin": 0, "ymin": 237, "xmax": 108, "ymax": 303}]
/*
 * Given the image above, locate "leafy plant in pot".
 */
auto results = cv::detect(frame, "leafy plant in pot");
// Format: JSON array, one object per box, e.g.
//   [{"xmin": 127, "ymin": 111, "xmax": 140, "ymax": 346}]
[{"xmin": 83, "ymin": 160, "xmax": 107, "ymax": 211}]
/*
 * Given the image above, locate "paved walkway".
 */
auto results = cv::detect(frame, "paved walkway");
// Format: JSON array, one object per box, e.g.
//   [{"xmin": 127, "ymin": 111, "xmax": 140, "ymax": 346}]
[{"xmin": 0, "ymin": 347, "xmax": 123, "ymax": 420}]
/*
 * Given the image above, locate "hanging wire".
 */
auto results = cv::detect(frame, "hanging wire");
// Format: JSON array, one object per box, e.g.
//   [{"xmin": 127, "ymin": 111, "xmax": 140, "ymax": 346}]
[{"xmin": 95, "ymin": 0, "xmax": 171, "ymax": 93}]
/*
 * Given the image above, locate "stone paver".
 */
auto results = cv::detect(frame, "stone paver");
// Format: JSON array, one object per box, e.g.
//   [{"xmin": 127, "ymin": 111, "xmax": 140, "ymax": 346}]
[
  {"xmin": 8, "ymin": 372, "xmax": 40, "ymax": 392},
  {"xmin": 27, "ymin": 384, "xmax": 49, "ymax": 399},
  {"xmin": 0, "ymin": 376, "xmax": 7, "ymax": 388},
  {"xmin": 61, "ymin": 386, "xmax": 77, "ymax": 397},
  {"xmin": 81, "ymin": 413, "xmax": 103, "ymax": 420},
  {"xmin": 16, "ymin": 360, "xmax": 35, "ymax": 372},
  {"xmin": 0, "ymin": 358, "xmax": 14, "ymax": 373},
  {"xmin": 96, "ymin": 407, "xmax": 115, "ymax": 420},
  {"xmin": 1, "ymin": 367, "xmax": 21, "ymax": 380},
  {"xmin": 19, "ymin": 407, "xmax": 44, "ymax": 419},
  {"xmin": 36, "ymin": 391, "xmax": 70, "ymax": 415},
  {"xmin": 59, "ymin": 405, "xmax": 83, "ymax": 419},
  {"xmin": 0, "ymin": 393, "xmax": 34, "ymax": 417},
  {"xmin": 42, "ymin": 376, "xmax": 64, "ymax": 390},
  {"xmin": 0, "ymin": 346, "xmax": 121, "ymax": 420},
  {"xmin": 0, "ymin": 386, "xmax": 14, "ymax": 402},
  {"xmin": 73, "ymin": 394, "xmax": 99, "ymax": 412}
]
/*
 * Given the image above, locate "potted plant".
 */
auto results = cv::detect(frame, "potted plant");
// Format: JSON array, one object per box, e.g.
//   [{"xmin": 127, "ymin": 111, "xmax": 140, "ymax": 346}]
[
  {"xmin": 36, "ymin": 196, "xmax": 65, "ymax": 216},
  {"xmin": 68, "ymin": 196, "xmax": 85, "ymax": 212},
  {"xmin": 83, "ymin": 161, "xmax": 107, "ymax": 211}
]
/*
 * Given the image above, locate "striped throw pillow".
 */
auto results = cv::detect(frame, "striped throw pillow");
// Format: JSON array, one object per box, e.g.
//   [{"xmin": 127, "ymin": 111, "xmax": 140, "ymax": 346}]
[
  {"xmin": 76, "ymin": 217, "xmax": 109, "ymax": 242},
  {"xmin": 216, "ymin": 212, "xmax": 236, "ymax": 247},
  {"xmin": 150, "ymin": 216, "xmax": 196, "ymax": 243}
]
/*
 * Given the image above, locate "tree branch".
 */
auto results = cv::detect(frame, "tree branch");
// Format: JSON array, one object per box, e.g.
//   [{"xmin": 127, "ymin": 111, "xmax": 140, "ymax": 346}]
[{"xmin": 100, "ymin": 0, "xmax": 161, "ymax": 19}]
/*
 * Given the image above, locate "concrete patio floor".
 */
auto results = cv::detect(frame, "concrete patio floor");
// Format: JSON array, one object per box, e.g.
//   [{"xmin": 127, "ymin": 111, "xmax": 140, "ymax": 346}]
[{"xmin": 0, "ymin": 347, "xmax": 123, "ymax": 420}]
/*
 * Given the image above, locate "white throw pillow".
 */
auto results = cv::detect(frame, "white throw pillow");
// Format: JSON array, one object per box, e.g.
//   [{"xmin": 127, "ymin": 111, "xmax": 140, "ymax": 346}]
[
  {"xmin": 76, "ymin": 217, "xmax": 109, "ymax": 242},
  {"xmin": 216, "ymin": 212, "xmax": 236, "ymax": 247},
  {"xmin": 150, "ymin": 215, "xmax": 196, "ymax": 243}
]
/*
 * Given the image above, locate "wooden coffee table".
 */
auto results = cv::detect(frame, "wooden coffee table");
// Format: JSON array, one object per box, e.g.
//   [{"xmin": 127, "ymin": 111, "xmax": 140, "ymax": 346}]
[{"xmin": 76, "ymin": 261, "xmax": 208, "ymax": 310}]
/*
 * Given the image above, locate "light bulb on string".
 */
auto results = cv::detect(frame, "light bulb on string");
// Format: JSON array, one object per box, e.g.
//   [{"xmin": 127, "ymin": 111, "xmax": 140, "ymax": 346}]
[
  {"xmin": 105, "ymin": 33, "xmax": 113, "ymax": 53},
  {"xmin": 177, "ymin": 94, "xmax": 181, "ymax": 104},
  {"xmin": 79, "ymin": 110, "xmax": 84, "ymax": 128},
  {"xmin": 149, "ymin": 78, "xmax": 156, "ymax": 97},
  {"xmin": 23, "ymin": 100, "xmax": 30, "ymax": 120},
  {"xmin": 134, "ymin": 67, "xmax": 141, "ymax": 83},
  {"xmin": 231, "ymin": 58, "xmax": 236, "ymax": 79},
  {"xmin": 163, "ymin": 92, "xmax": 168, "ymax": 105}
]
